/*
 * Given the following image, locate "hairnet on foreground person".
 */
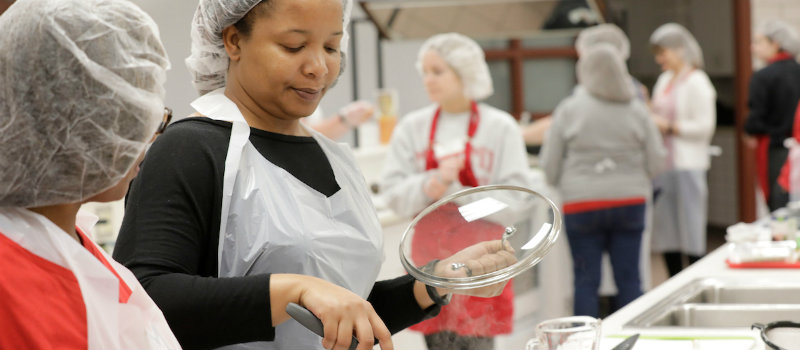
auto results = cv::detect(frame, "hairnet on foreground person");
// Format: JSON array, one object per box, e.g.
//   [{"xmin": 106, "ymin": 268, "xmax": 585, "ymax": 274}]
[
  {"xmin": 648, "ymin": 23, "xmax": 717, "ymax": 277},
  {"xmin": 379, "ymin": 32, "xmax": 534, "ymax": 350},
  {"xmin": 745, "ymin": 19, "xmax": 800, "ymax": 211},
  {"xmin": 0, "ymin": 0, "xmax": 178, "ymax": 348},
  {"xmin": 540, "ymin": 44, "xmax": 666, "ymax": 318},
  {"xmin": 111, "ymin": 1, "xmax": 513, "ymax": 350},
  {"xmin": 523, "ymin": 24, "xmax": 646, "ymax": 146}
]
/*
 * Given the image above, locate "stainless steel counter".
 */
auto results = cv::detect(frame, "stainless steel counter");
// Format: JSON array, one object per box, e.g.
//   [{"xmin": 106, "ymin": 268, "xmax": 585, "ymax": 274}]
[{"xmin": 599, "ymin": 243, "xmax": 800, "ymax": 349}]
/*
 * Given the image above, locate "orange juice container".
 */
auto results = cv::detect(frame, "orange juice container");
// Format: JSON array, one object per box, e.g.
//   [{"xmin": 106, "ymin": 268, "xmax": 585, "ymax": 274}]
[
  {"xmin": 379, "ymin": 115, "xmax": 396, "ymax": 144},
  {"xmin": 377, "ymin": 88, "xmax": 398, "ymax": 144}
]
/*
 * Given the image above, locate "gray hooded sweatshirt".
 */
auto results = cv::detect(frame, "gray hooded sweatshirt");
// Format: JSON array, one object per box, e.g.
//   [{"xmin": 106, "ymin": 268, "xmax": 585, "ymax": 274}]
[{"xmin": 540, "ymin": 44, "xmax": 666, "ymax": 205}]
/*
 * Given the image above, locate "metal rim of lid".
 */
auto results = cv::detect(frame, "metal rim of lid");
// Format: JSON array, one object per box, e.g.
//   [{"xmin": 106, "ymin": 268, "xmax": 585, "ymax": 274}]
[{"xmin": 398, "ymin": 184, "xmax": 562, "ymax": 290}]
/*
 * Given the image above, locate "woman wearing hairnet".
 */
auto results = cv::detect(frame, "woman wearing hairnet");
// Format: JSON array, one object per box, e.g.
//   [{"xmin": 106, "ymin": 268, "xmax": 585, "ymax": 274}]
[
  {"xmin": 649, "ymin": 23, "xmax": 717, "ymax": 276},
  {"xmin": 745, "ymin": 19, "xmax": 800, "ymax": 211},
  {"xmin": 522, "ymin": 24, "xmax": 646, "ymax": 146},
  {"xmin": 112, "ymin": 1, "xmax": 512, "ymax": 350},
  {"xmin": 540, "ymin": 44, "xmax": 666, "ymax": 318},
  {"xmin": 0, "ymin": 0, "xmax": 178, "ymax": 348},
  {"xmin": 379, "ymin": 33, "xmax": 532, "ymax": 350}
]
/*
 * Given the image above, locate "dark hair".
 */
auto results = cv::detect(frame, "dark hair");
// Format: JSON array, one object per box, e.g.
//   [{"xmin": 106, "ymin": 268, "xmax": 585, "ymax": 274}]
[{"xmin": 233, "ymin": 0, "xmax": 273, "ymax": 37}]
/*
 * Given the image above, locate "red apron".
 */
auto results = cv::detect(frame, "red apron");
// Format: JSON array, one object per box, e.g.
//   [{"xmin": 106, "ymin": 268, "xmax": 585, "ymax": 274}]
[
  {"xmin": 0, "ymin": 209, "xmax": 180, "ymax": 349},
  {"xmin": 777, "ymin": 102, "xmax": 800, "ymax": 191},
  {"xmin": 409, "ymin": 101, "xmax": 514, "ymax": 336},
  {"xmin": 761, "ymin": 52, "xmax": 795, "ymax": 196},
  {"xmin": 0, "ymin": 228, "xmax": 138, "ymax": 349},
  {"xmin": 756, "ymin": 136, "xmax": 772, "ymax": 199}
]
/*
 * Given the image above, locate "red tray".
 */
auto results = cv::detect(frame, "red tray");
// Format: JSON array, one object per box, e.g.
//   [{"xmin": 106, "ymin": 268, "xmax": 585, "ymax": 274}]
[{"xmin": 726, "ymin": 259, "xmax": 800, "ymax": 269}]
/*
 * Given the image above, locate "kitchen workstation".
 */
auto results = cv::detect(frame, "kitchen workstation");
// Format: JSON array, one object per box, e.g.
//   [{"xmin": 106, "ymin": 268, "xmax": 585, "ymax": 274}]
[
  {"xmin": 365, "ymin": 147, "xmax": 800, "ymax": 350},
  {"xmin": 6, "ymin": 0, "xmax": 800, "ymax": 349}
]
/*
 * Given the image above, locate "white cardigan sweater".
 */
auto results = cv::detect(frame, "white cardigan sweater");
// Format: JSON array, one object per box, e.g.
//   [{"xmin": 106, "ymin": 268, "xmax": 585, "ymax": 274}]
[{"xmin": 652, "ymin": 69, "xmax": 717, "ymax": 170}]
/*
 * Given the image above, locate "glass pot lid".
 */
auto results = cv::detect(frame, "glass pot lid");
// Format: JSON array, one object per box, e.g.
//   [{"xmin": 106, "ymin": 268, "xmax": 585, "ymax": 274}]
[{"xmin": 399, "ymin": 184, "xmax": 562, "ymax": 290}]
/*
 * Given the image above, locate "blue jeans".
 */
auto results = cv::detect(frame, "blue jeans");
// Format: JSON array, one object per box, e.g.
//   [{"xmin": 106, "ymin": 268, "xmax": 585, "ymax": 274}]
[{"xmin": 565, "ymin": 204, "xmax": 645, "ymax": 317}]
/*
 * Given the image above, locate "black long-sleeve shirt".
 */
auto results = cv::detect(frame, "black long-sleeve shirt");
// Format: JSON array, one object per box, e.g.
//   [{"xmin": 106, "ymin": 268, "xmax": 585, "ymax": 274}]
[
  {"xmin": 745, "ymin": 57, "xmax": 800, "ymax": 148},
  {"xmin": 113, "ymin": 118, "xmax": 436, "ymax": 349}
]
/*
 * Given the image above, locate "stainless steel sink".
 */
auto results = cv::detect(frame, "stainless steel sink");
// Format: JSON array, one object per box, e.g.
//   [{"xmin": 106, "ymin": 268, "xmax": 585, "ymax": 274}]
[
  {"xmin": 646, "ymin": 304, "xmax": 800, "ymax": 327},
  {"xmin": 683, "ymin": 279, "xmax": 800, "ymax": 304},
  {"xmin": 625, "ymin": 277, "xmax": 800, "ymax": 328}
]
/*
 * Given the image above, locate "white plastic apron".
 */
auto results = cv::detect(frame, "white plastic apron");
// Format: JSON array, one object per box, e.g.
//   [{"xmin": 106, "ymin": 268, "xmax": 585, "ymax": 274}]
[
  {"xmin": 651, "ymin": 170, "xmax": 707, "ymax": 256},
  {"xmin": 0, "ymin": 207, "xmax": 180, "ymax": 349},
  {"xmin": 191, "ymin": 89, "xmax": 384, "ymax": 350}
]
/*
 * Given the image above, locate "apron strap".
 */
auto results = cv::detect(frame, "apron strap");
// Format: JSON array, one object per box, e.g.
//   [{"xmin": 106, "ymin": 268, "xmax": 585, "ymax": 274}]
[
  {"xmin": 425, "ymin": 101, "xmax": 481, "ymax": 187},
  {"xmin": 190, "ymin": 89, "xmax": 254, "ymax": 272},
  {"xmin": 217, "ymin": 121, "xmax": 251, "ymax": 271}
]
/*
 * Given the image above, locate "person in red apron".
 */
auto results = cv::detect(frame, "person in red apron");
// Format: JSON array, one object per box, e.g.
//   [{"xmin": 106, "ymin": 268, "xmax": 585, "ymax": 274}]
[
  {"xmin": 745, "ymin": 19, "xmax": 800, "ymax": 212},
  {"xmin": 0, "ymin": 0, "xmax": 179, "ymax": 348},
  {"xmin": 648, "ymin": 23, "xmax": 717, "ymax": 277},
  {"xmin": 381, "ymin": 33, "xmax": 535, "ymax": 350}
]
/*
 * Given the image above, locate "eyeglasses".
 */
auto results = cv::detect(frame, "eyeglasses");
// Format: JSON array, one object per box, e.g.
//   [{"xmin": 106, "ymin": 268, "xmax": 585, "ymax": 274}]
[{"xmin": 156, "ymin": 107, "xmax": 172, "ymax": 135}]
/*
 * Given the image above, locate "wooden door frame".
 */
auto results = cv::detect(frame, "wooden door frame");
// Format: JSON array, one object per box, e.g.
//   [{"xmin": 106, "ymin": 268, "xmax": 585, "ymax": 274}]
[
  {"xmin": 484, "ymin": 41, "xmax": 577, "ymax": 120},
  {"xmin": 0, "ymin": 0, "xmax": 14, "ymax": 15},
  {"xmin": 734, "ymin": 0, "xmax": 755, "ymax": 222}
]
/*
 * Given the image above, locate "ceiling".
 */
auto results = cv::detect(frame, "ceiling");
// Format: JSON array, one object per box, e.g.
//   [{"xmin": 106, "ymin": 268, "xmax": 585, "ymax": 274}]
[{"xmin": 359, "ymin": 0, "xmax": 604, "ymax": 41}]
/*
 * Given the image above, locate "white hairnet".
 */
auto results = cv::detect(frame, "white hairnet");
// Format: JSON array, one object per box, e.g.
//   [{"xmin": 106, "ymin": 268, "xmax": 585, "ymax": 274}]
[
  {"xmin": 187, "ymin": 0, "xmax": 353, "ymax": 96},
  {"xmin": 575, "ymin": 24, "xmax": 631, "ymax": 60},
  {"xmin": 577, "ymin": 44, "xmax": 634, "ymax": 102},
  {"xmin": 650, "ymin": 23, "xmax": 704, "ymax": 69},
  {"xmin": 416, "ymin": 33, "xmax": 494, "ymax": 101},
  {"xmin": 758, "ymin": 19, "xmax": 800, "ymax": 57},
  {"xmin": 0, "ymin": 0, "xmax": 170, "ymax": 208}
]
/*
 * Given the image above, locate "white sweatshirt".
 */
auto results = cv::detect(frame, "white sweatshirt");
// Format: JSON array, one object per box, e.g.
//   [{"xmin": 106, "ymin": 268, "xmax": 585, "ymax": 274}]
[
  {"xmin": 540, "ymin": 87, "xmax": 666, "ymax": 204},
  {"xmin": 380, "ymin": 103, "xmax": 534, "ymax": 218}
]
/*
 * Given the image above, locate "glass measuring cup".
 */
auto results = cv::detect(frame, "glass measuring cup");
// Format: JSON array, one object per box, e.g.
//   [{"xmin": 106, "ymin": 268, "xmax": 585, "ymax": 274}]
[{"xmin": 526, "ymin": 316, "xmax": 601, "ymax": 350}]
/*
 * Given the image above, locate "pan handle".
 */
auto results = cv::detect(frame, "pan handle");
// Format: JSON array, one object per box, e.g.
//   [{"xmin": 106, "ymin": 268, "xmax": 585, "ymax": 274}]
[{"xmin": 286, "ymin": 302, "xmax": 378, "ymax": 350}]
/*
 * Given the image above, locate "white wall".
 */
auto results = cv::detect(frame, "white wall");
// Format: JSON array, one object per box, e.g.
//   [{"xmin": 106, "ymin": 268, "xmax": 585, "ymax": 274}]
[
  {"xmin": 752, "ymin": 0, "xmax": 800, "ymax": 35},
  {"xmin": 380, "ymin": 39, "xmax": 430, "ymax": 117},
  {"xmin": 128, "ymin": 1, "xmax": 196, "ymax": 120}
]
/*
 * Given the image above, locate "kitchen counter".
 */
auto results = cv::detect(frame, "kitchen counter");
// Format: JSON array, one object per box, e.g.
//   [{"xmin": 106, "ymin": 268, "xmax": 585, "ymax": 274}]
[{"xmin": 600, "ymin": 242, "xmax": 800, "ymax": 349}]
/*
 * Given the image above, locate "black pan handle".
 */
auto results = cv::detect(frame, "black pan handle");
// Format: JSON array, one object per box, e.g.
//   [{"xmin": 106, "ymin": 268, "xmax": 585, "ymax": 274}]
[
  {"xmin": 610, "ymin": 333, "xmax": 639, "ymax": 350},
  {"xmin": 286, "ymin": 302, "xmax": 377, "ymax": 350}
]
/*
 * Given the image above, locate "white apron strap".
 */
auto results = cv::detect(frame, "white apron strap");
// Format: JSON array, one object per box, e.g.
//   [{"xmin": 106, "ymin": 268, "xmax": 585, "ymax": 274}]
[{"xmin": 190, "ymin": 88, "xmax": 252, "ymax": 273}]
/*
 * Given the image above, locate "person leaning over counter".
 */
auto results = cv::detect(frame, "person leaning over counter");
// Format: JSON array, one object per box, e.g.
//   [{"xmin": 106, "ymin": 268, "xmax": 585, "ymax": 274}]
[
  {"xmin": 648, "ymin": 23, "xmax": 717, "ymax": 277},
  {"xmin": 0, "ymin": 0, "xmax": 179, "ymax": 348},
  {"xmin": 379, "ymin": 32, "xmax": 534, "ymax": 350},
  {"xmin": 112, "ymin": 1, "xmax": 513, "ymax": 350},
  {"xmin": 745, "ymin": 19, "xmax": 800, "ymax": 211}
]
